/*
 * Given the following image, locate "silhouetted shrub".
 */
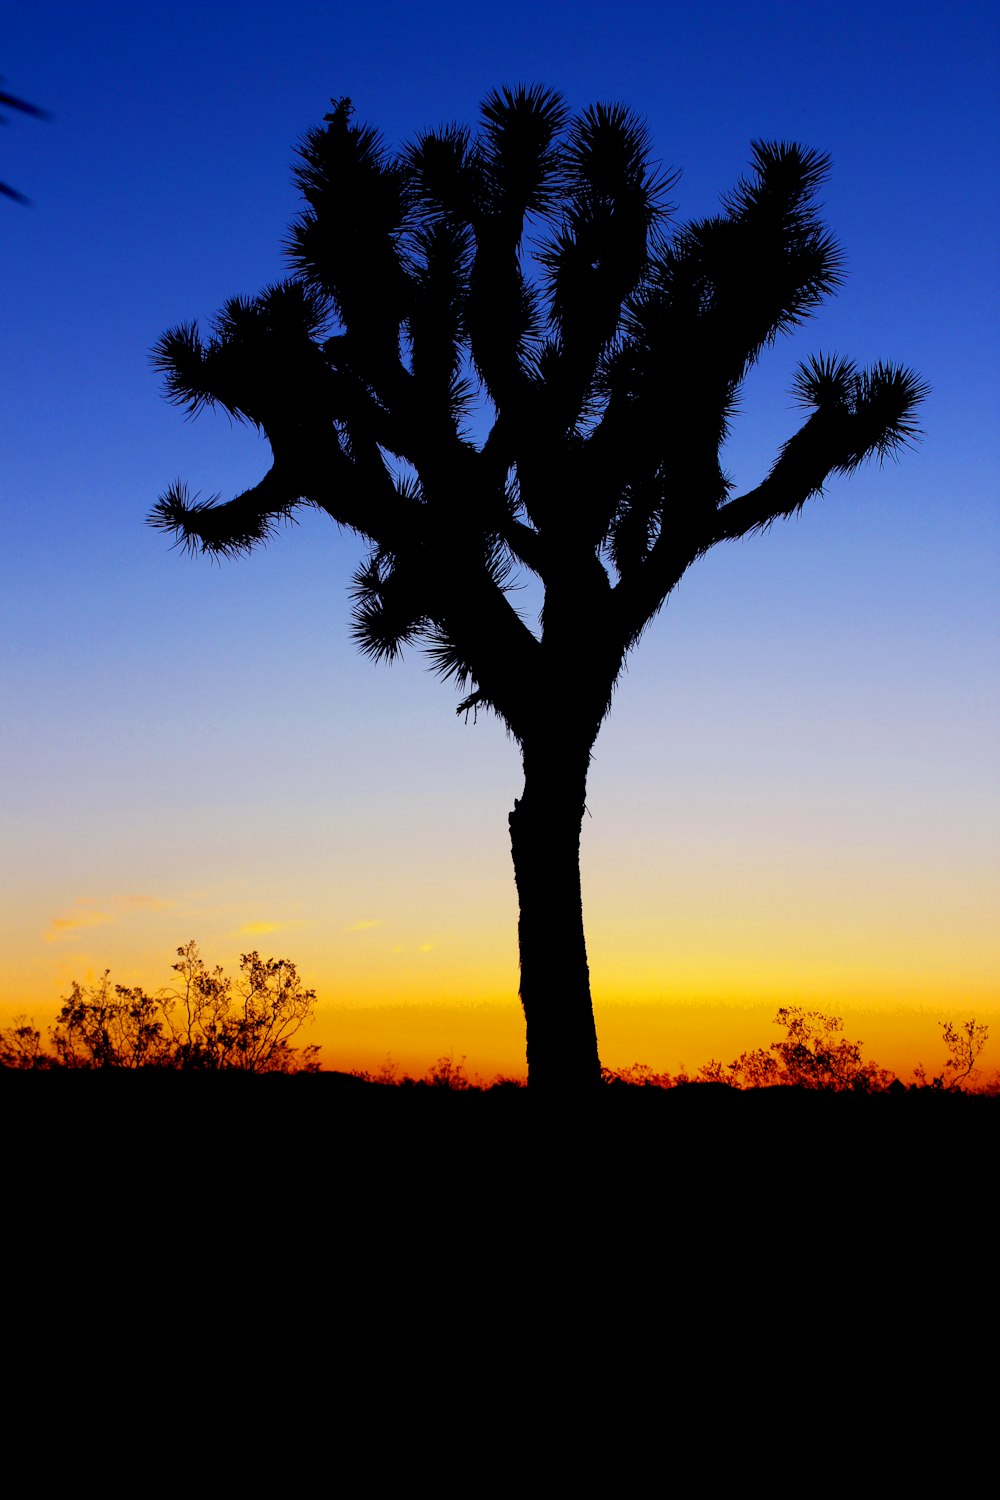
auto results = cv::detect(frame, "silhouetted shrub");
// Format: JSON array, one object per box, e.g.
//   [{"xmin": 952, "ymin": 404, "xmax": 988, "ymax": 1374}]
[
  {"xmin": 425, "ymin": 1054, "xmax": 472, "ymax": 1089},
  {"xmin": 911, "ymin": 1019, "xmax": 989, "ymax": 1092},
  {"xmin": 710, "ymin": 1008, "xmax": 895, "ymax": 1092},
  {"xmin": 2, "ymin": 942, "xmax": 320, "ymax": 1073},
  {"xmin": 602, "ymin": 1062, "xmax": 680, "ymax": 1088},
  {"xmin": 0, "ymin": 1017, "xmax": 50, "ymax": 1069},
  {"xmin": 600, "ymin": 1009, "xmax": 900, "ymax": 1092}
]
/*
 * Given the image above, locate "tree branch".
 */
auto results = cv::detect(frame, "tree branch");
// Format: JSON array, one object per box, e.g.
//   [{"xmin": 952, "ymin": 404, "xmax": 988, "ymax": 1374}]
[
  {"xmin": 148, "ymin": 469, "xmax": 304, "ymax": 558},
  {"xmin": 148, "ymin": 431, "xmax": 423, "ymax": 558},
  {"xmin": 709, "ymin": 409, "xmax": 846, "ymax": 542}
]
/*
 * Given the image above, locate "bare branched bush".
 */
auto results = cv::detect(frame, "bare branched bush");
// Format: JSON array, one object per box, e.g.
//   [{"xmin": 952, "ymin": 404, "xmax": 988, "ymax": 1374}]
[
  {"xmin": 424, "ymin": 1054, "xmax": 472, "ymax": 1090},
  {"xmin": 912, "ymin": 1019, "xmax": 989, "ymax": 1092},
  {"xmin": 160, "ymin": 942, "xmax": 320, "ymax": 1073},
  {"xmin": 0, "ymin": 1017, "xmax": 50, "ymax": 1070},
  {"xmin": 51, "ymin": 973, "xmax": 174, "ymax": 1069},
  {"xmin": 2, "ymin": 942, "xmax": 320, "ymax": 1073},
  {"xmin": 701, "ymin": 1008, "xmax": 895, "ymax": 1092},
  {"xmin": 602, "ymin": 1062, "xmax": 679, "ymax": 1088}
]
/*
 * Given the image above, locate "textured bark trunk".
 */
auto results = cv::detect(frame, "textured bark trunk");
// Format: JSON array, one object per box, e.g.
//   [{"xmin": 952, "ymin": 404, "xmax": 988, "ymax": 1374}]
[{"xmin": 508, "ymin": 734, "xmax": 602, "ymax": 1090}]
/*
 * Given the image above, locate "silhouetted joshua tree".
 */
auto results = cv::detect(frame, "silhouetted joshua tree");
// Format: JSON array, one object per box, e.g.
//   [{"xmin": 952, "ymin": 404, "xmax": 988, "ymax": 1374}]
[{"xmin": 151, "ymin": 88, "xmax": 927, "ymax": 1089}]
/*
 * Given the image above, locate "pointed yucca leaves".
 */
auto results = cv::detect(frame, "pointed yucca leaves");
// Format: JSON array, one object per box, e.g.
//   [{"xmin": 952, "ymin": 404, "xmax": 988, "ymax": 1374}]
[
  {"xmin": 833, "ymin": 361, "xmax": 930, "ymax": 470},
  {"xmin": 148, "ymin": 482, "xmax": 219, "ymax": 555},
  {"xmin": 153, "ymin": 318, "xmax": 258, "ymax": 426},
  {"xmin": 419, "ymin": 90, "xmax": 564, "ymax": 416},
  {"xmin": 478, "ymin": 84, "xmax": 568, "ymax": 219},
  {"xmin": 154, "ymin": 281, "xmax": 334, "ymax": 432},
  {"xmin": 590, "ymin": 261, "xmax": 738, "ymax": 532},
  {"xmin": 629, "ymin": 142, "xmax": 843, "ymax": 389},
  {"xmin": 147, "ymin": 480, "xmax": 301, "ymax": 558},
  {"xmin": 541, "ymin": 196, "xmax": 645, "ymax": 341},
  {"xmin": 292, "ymin": 96, "xmax": 406, "ymax": 224},
  {"xmin": 716, "ymin": 140, "xmax": 844, "ymax": 345},
  {"xmin": 595, "ymin": 140, "xmax": 845, "ymax": 528},
  {"xmin": 660, "ymin": 207, "xmax": 840, "ymax": 363},
  {"xmin": 208, "ymin": 281, "xmax": 332, "ymax": 377},
  {"xmin": 791, "ymin": 351, "xmax": 858, "ymax": 410},
  {"xmin": 405, "ymin": 219, "xmax": 473, "ymax": 417},
  {"xmin": 404, "ymin": 124, "xmax": 481, "ymax": 225},
  {"xmin": 424, "ymin": 619, "xmax": 521, "ymax": 735},
  {"xmin": 422, "ymin": 622, "xmax": 477, "ymax": 692},
  {"xmin": 724, "ymin": 141, "xmax": 835, "ymax": 227},
  {"xmin": 791, "ymin": 352, "xmax": 928, "ymax": 465},
  {"xmin": 349, "ymin": 549, "xmax": 427, "ymax": 662},
  {"xmin": 423, "ymin": 625, "xmax": 526, "ymax": 740},
  {"xmin": 711, "ymin": 358, "xmax": 929, "ymax": 541},
  {"xmin": 152, "ymin": 322, "xmax": 213, "ymax": 418},
  {"xmin": 562, "ymin": 102, "xmax": 670, "ymax": 206},
  {"xmin": 255, "ymin": 281, "xmax": 329, "ymax": 341},
  {"xmin": 481, "ymin": 527, "xmax": 518, "ymax": 593},
  {"xmin": 608, "ymin": 483, "xmax": 662, "ymax": 576},
  {"xmin": 539, "ymin": 102, "xmax": 672, "ymax": 399},
  {"xmin": 465, "ymin": 245, "xmax": 540, "ymax": 414},
  {"xmin": 591, "ymin": 227, "xmax": 723, "ymax": 468},
  {"xmin": 287, "ymin": 97, "xmax": 411, "ymax": 358}
]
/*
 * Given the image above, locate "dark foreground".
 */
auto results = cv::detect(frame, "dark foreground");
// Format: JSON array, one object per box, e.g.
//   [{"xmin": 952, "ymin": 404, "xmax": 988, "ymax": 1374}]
[
  {"xmin": 7, "ymin": 1072, "xmax": 993, "ymax": 1353},
  {"xmin": 6, "ymin": 1069, "xmax": 993, "ymax": 1197}
]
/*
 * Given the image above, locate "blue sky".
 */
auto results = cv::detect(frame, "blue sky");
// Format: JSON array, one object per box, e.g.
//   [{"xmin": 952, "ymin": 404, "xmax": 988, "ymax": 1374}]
[{"xmin": 2, "ymin": 1, "xmax": 997, "ymax": 1075}]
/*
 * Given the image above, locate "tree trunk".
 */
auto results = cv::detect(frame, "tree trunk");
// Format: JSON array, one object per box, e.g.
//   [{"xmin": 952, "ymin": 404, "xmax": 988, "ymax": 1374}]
[{"xmin": 509, "ymin": 734, "xmax": 602, "ymax": 1090}]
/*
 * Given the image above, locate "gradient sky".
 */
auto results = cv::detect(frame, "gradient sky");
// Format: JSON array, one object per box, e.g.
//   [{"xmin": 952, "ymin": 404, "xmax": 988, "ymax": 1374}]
[{"xmin": 3, "ymin": 1, "xmax": 998, "ymax": 1081}]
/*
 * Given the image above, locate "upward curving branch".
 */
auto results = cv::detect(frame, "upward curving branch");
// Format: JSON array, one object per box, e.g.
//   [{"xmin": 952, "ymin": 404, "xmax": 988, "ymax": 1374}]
[{"xmin": 710, "ymin": 357, "xmax": 930, "ymax": 544}]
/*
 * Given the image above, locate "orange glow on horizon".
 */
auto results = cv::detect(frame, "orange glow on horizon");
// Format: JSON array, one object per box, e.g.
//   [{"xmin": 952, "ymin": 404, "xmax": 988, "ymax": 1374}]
[
  {"xmin": 4, "ymin": 970, "xmax": 995, "ymax": 1086},
  {"xmin": 298, "ymin": 989, "xmax": 1000, "ymax": 1087},
  {"xmin": 5, "ymin": 860, "xmax": 996, "ymax": 1088}
]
